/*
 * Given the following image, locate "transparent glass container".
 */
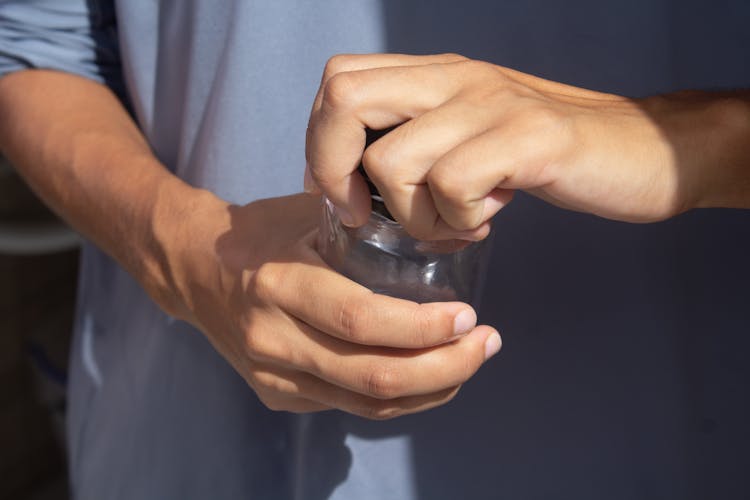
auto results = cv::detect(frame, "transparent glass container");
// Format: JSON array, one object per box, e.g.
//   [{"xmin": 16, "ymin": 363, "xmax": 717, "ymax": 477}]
[{"xmin": 318, "ymin": 198, "xmax": 493, "ymax": 306}]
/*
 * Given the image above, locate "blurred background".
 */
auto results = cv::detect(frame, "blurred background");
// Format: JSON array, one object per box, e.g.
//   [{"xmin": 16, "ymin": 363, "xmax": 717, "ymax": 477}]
[{"xmin": 0, "ymin": 153, "xmax": 77, "ymax": 500}]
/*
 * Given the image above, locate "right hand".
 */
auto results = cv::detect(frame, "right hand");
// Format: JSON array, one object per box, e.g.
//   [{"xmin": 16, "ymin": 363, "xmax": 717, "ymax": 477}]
[
  {"xmin": 305, "ymin": 54, "xmax": 750, "ymax": 241},
  {"xmin": 162, "ymin": 193, "xmax": 501, "ymax": 419}
]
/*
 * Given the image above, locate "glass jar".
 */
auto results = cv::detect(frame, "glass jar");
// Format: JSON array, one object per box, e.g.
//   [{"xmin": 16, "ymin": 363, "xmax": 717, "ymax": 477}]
[{"xmin": 318, "ymin": 197, "xmax": 493, "ymax": 306}]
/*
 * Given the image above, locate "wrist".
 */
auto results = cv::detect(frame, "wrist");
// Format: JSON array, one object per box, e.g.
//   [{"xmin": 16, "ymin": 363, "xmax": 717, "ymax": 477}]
[{"xmin": 136, "ymin": 173, "xmax": 231, "ymax": 322}]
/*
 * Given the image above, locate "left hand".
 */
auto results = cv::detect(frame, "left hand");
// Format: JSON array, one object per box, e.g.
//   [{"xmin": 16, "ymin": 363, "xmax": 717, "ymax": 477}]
[{"xmin": 305, "ymin": 53, "xmax": 711, "ymax": 240}]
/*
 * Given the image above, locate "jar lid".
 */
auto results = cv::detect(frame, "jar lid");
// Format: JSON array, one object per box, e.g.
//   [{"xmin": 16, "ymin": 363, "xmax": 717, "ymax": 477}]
[{"xmin": 359, "ymin": 126, "xmax": 397, "ymax": 220}]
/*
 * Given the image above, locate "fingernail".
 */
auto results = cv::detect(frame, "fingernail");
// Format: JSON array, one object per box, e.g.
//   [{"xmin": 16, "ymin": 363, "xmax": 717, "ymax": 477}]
[
  {"xmin": 335, "ymin": 205, "xmax": 355, "ymax": 227},
  {"xmin": 303, "ymin": 163, "xmax": 320, "ymax": 194},
  {"xmin": 484, "ymin": 332, "xmax": 502, "ymax": 360},
  {"xmin": 453, "ymin": 309, "xmax": 477, "ymax": 336}
]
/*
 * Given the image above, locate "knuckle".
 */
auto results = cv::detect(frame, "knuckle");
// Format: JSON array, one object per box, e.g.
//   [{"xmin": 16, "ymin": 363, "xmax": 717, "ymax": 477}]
[
  {"xmin": 440, "ymin": 52, "xmax": 469, "ymax": 62},
  {"xmin": 363, "ymin": 145, "xmax": 410, "ymax": 200},
  {"xmin": 460, "ymin": 59, "xmax": 487, "ymax": 72},
  {"xmin": 458, "ymin": 59, "xmax": 497, "ymax": 79},
  {"xmin": 361, "ymin": 141, "xmax": 397, "ymax": 176},
  {"xmin": 251, "ymin": 262, "xmax": 281, "ymax": 302},
  {"xmin": 323, "ymin": 54, "xmax": 350, "ymax": 79},
  {"xmin": 242, "ymin": 331, "xmax": 269, "ymax": 361},
  {"xmin": 428, "ymin": 167, "xmax": 470, "ymax": 205},
  {"xmin": 241, "ymin": 327, "xmax": 263, "ymax": 359},
  {"xmin": 521, "ymin": 106, "xmax": 562, "ymax": 131},
  {"xmin": 427, "ymin": 166, "xmax": 485, "ymax": 230},
  {"xmin": 322, "ymin": 72, "xmax": 359, "ymax": 110},
  {"xmin": 364, "ymin": 364, "xmax": 402, "ymax": 399},
  {"xmin": 337, "ymin": 294, "xmax": 372, "ymax": 342},
  {"xmin": 242, "ymin": 321, "xmax": 290, "ymax": 364},
  {"xmin": 308, "ymin": 163, "xmax": 338, "ymax": 190},
  {"xmin": 411, "ymin": 306, "xmax": 437, "ymax": 346},
  {"xmin": 308, "ymin": 165, "xmax": 331, "ymax": 189}
]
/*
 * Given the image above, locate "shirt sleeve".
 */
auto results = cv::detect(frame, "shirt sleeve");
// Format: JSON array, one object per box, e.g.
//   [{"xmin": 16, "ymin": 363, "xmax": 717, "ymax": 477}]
[{"xmin": 0, "ymin": 0, "xmax": 122, "ymax": 91}]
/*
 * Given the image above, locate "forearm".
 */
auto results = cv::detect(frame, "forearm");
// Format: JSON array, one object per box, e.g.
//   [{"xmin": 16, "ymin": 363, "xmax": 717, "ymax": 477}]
[
  {"xmin": 640, "ymin": 90, "xmax": 750, "ymax": 212},
  {"xmin": 0, "ymin": 69, "xmax": 225, "ymax": 316},
  {"xmin": 0, "ymin": 69, "xmax": 499, "ymax": 420}
]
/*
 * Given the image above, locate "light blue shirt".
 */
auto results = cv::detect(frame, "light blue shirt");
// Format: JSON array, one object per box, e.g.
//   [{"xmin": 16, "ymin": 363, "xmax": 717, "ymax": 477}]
[{"xmin": 2, "ymin": 1, "xmax": 750, "ymax": 499}]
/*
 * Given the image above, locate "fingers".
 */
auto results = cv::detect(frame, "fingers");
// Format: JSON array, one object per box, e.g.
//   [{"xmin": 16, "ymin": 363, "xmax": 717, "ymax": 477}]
[
  {"xmin": 246, "ymin": 257, "xmax": 501, "ymax": 416},
  {"xmin": 305, "ymin": 53, "xmax": 468, "ymax": 205},
  {"xmin": 306, "ymin": 54, "xmax": 577, "ymax": 239},
  {"xmin": 426, "ymin": 129, "xmax": 519, "ymax": 230},
  {"xmin": 483, "ymin": 188, "xmax": 516, "ymax": 222},
  {"xmin": 306, "ymin": 55, "xmax": 522, "ymax": 236},
  {"xmin": 234, "ymin": 190, "xmax": 504, "ymax": 418},
  {"xmin": 253, "ymin": 256, "xmax": 478, "ymax": 349},
  {"xmin": 248, "ymin": 361, "xmax": 461, "ymax": 420},
  {"xmin": 248, "ymin": 241, "xmax": 501, "ymax": 402},
  {"xmin": 426, "ymin": 118, "xmax": 564, "ymax": 230},
  {"xmin": 280, "ymin": 319, "xmax": 500, "ymax": 400},
  {"xmin": 306, "ymin": 57, "xmax": 468, "ymax": 226},
  {"xmin": 254, "ymin": 394, "xmax": 331, "ymax": 414},
  {"xmin": 309, "ymin": 53, "xmax": 468, "ymax": 117},
  {"xmin": 246, "ymin": 364, "xmax": 331, "ymax": 414},
  {"xmin": 360, "ymin": 100, "xmax": 497, "ymax": 238}
]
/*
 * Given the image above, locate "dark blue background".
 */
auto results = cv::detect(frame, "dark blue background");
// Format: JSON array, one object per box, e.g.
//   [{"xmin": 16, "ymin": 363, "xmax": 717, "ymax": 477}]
[{"xmin": 361, "ymin": 1, "xmax": 750, "ymax": 498}]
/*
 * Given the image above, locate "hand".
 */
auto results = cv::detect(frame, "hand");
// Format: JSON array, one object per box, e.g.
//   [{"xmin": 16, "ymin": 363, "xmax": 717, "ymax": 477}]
[
  {"xmin": 305, "ymin": 53, "xmax": 750, "ymax": 240},
  {"xmin": 0, "ymin": 69, "xmax": 500, "ymax": 421},
  {"xmin": 165, "ymin": 193, "xmax": 501, "ymax": 419}
]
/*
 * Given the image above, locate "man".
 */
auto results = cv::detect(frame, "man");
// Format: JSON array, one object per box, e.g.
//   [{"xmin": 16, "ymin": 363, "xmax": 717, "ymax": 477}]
[{"xmin": 1, "ymin": 1, "xmax": 749, "ymax": 498}]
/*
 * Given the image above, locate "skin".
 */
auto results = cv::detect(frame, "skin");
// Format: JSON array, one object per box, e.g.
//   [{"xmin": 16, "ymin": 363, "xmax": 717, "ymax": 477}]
[
  {"xmin": 0, "ymin": 69, "xmax": 501, "ymax": 419},
  {"xmin": 3, "ymin": 53, "xmax": 748, "ymax": 420},
  {"xmin": 305, "ymin": 53, "xmax": 750, "ymax": 241}
]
